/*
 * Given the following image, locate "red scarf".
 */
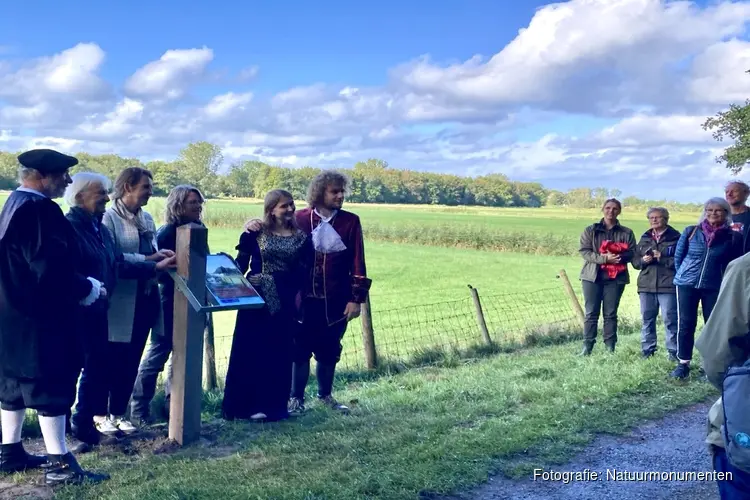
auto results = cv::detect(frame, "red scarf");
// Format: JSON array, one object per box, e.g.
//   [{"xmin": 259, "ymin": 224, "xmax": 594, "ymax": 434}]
[{"xmin": 700, "ymin": 219, "xmax": 728, "ymax": 247}]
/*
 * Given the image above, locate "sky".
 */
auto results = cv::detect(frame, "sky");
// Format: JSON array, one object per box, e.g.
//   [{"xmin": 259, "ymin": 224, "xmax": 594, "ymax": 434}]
[{"xmin": 1, "ymin": 0, "xmax": 750, "ymax": 202}]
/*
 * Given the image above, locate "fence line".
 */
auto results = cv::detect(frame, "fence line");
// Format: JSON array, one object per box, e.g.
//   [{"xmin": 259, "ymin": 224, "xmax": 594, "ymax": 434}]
[{"xmin": 187, "ymin": 268, "xmax": 625, "ymax": 390}]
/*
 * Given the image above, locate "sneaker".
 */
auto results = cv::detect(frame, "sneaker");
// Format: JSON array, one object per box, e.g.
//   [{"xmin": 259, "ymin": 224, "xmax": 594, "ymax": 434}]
[
  {"xmin": 94, "ymin": 416, "xmax": 119, "ymax": 436},
  {"xmin": 250, "ymin": 413, "xmax": 267, "ymax": 422},
  {"xmin": 288, "ymin": 398, "xmax": 306, "ymax": 417},
  {"xmin": 111, "ymin": 417, "xmax": 138, "ymax": 435},
  {"xmin": 318, "ymin": 395, "xmax": 350, "ymax": 414},
  {"xmin": 670, "ymin": 363, "xmax": 690, "ymax": 380}
]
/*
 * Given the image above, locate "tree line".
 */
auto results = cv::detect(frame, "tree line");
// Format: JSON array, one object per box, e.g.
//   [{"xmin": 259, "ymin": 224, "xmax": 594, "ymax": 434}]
[{"xmin": 0, "ymin": 142, "xmax": 701, "ymax": 210}]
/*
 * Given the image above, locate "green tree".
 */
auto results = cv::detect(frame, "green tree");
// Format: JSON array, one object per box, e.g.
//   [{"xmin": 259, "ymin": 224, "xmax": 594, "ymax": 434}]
[
  {"xmin": 178, "ymin": 141, "xmax": 223, "ymax": 196},
  {"xmin": 703, "ymin": 98, "xmax": 750, "ymax": 174}
]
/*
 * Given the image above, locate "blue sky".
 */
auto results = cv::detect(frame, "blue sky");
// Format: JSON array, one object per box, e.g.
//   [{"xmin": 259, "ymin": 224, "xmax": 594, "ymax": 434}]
[{"xmin": 1, "ymin": 0, "xmax": 750, "ymax": 202}]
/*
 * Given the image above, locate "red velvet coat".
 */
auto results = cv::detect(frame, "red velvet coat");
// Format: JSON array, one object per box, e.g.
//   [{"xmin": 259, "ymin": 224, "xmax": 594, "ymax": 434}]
[{"xmin": 296, "ymin": 207, "xmax": 371, "ymax": 321}]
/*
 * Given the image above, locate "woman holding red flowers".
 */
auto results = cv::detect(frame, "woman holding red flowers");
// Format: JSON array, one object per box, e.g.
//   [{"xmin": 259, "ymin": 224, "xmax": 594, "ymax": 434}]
[{"xmin": 578, "ymin": 198, "xmax": 637, "ymax": 355}]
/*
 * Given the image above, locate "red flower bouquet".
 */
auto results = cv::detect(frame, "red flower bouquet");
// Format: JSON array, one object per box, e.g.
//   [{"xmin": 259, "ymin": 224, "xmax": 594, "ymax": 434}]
[{"xmin": 599, "ymin": 240, "xmax": 628, "ymax": 279}]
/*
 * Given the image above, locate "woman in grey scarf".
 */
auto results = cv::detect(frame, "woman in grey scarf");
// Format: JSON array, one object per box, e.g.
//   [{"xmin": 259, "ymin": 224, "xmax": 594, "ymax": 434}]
[{"xmin": 101, "ymin": 167, "xmax": 174, "ymax": 435}]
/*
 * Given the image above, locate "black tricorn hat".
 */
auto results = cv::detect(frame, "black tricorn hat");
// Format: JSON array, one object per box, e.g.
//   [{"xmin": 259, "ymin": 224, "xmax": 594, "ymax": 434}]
[{"xmin": 17, "ymin": 149, "xmax": 78, "ymax": 175}]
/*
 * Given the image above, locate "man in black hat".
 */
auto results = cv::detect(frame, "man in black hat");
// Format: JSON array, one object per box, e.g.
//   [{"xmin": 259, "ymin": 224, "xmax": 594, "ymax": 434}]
[{"xmin": 0, "ymin": 148, "xmax": 109, "ymax": 485}]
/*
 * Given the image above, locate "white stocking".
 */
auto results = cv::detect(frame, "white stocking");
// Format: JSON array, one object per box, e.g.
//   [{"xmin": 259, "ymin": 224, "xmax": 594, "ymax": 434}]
[
  {"xmin": 38, "ymin": 415, "xmax": 68, "ymax": 455},
  {"xmin": 0, "ymin": 409, "xmax": 25, "ymax": 444}
]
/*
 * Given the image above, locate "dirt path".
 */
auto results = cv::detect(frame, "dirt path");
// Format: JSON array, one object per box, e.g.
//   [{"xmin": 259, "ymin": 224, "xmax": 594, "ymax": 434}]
[{"xmin": 446, "ymin": 398, "xmax": 721, "ymax": 500}]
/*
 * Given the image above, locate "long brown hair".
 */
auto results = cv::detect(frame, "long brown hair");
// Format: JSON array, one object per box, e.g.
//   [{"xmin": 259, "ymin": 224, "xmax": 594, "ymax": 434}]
[
  {"xmin": 262, "ymin": 189, "xmax": 297, "ymax": 230},
  {"xmin": 112, "ymin": 167, "xmax": 153, "ymax": 201}
]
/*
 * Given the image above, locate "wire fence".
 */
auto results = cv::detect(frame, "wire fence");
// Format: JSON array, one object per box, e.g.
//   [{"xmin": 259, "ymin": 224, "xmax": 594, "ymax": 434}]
[{"xmin": 194, "ymin": 270, "xmax": 619, "ymax": 388}]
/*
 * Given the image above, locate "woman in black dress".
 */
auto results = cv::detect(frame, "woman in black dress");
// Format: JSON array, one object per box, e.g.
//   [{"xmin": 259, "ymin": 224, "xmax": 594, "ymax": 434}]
[{"xmin": 222, "ymin": 189, "xmax": 313, "ymax": 422}]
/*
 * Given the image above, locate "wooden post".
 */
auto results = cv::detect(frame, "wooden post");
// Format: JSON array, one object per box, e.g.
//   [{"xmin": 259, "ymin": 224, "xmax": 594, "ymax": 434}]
[
  {"xmin": 169, "ymin": 223, "xmax": 208, "ymax": 446},
  {"xmin": 467, "ymin": 285, "xmax": 492, "ymax": 345},
  {"xmin": 558, "ymin": 269, "xmax": 585, "ymax": 328},
  {"xmin": 203, "ymin": 313, "xmax": 218, "ymax": 392},
  {"xmin": 360, "ymin": 296, "xmax": 377, "ymax": 370}
]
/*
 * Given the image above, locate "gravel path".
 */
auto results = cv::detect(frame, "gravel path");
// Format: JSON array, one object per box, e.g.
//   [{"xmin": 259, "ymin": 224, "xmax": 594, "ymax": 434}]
[{"xmin": 447, "ymin": 398, "xmax": 722, "ymax": 500}]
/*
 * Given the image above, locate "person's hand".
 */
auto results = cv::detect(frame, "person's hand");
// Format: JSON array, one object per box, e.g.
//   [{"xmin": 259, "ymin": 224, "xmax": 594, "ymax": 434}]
[
  {"xmin": 652, "ymin": 250, "xmax": 661, "ymax": 260},
  {"xmin": 155, "ymin": 255, "xmax": 177, "ymax": 271},
  {"xmin": 605, "ymin": 253, "xmax": 621, "ymax": 264},
  {"xmin": 344, "ymin": 302, "xmax": 361, "ymax": 322},
  {"xmin": 247, "ymin": 274, "xmax": 262, "ymax": 286},
  {"xmin": 642, "ymin": 254, "xmax": 654, "ymax": 264},
  {"xmin": 146, "ymin": 249, "xmax": 175, "ymax": 262},
  {"xmin": 244, "ymin": 218, "xmax": 262, "ymax": 233},
  {"xmin": 99, "ymin": 286, "xmax": 107, "ymax": 298}
]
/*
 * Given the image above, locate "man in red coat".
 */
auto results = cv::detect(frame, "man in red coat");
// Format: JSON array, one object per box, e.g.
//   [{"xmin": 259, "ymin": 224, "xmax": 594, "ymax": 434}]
[{"xmin": 245, "ymin": 170, "xmax": 371, "ymax": 414}]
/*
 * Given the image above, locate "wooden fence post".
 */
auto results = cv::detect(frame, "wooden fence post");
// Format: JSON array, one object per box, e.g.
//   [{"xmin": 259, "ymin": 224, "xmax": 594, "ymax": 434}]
[
  {"xmin": 557, "ymin": 269, "xmax": 585, "ymax": 328},
  {"xmin": 203, "ymin": 313, "xmax": 218, "ymax": 391},
  {"xmin": 467, "ymin": 285, "xmax": 492, "ymax": 345},
  {"xmin": 360, "ymin": 296, "xmax": 377, "ymax": 369},
  {"xmin": 169, "ymin": 223, "xmax": 208, "ymax": 446}
]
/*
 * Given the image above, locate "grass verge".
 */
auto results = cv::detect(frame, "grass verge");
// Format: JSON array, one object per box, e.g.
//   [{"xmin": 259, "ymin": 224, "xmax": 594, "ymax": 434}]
[{"xmin": 41, "ymin": 323, "xmax": 718, "ymax": 500}]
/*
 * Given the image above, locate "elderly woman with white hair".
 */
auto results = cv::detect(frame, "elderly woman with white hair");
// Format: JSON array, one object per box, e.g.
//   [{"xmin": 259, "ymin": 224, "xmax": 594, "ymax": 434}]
[
  {"xmin": 63, "ymin": 172, "xmax": 176, "ymax": 448},
  {"xmin": 670, "ymin": 197, "xmax": 743, "ymax": 379}
]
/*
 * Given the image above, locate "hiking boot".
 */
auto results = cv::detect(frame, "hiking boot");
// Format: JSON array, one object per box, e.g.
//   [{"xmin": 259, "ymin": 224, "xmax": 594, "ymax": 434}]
[
  {"xmin": 670, "ymin": 363, "xmax": 690, "ymax": 380},
  {"xmin": 45, "ymin": 452, "xmax": 110, "ymax": 486},
  {"xmin": 318, "ymin": 395, "xmax": 350, "ymax": 414},
  {"xmin": 0, "ymin": 442, "xmax": 48, "ymax": 473},
  {"xmin": 288, "ymin": 398, "xmax": 306, "ymax": 417}
]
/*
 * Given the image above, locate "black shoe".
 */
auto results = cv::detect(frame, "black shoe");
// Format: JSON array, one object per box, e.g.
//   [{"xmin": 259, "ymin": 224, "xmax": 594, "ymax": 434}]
[
  {"xmin": 45, "ymin": 452, "xmax": 110, "ymax": 486},
  {"xmin": 0, "ymin": 442, "xmax": 48, "ymax": 473},
  {"xmin": 670, "ymin": 363, "xmax": 690, "ymax": 379},
  {"xmin": 642, "ymin": 350, "xmax": 655, "ymax": 359},
  {"xmin": 667, "ymin": 351, "xmax": 678, "ymax": 362},
  {"xmin": 604, "ymin": 342, "xmax": 615, "ymax": 353},
  {"xmin": 579, "ymin": 343, "xmax": 593, "ymax": 356},
  {"xmin": 70, "ymin": 422, "xmax": 101, "ymax": 446}
]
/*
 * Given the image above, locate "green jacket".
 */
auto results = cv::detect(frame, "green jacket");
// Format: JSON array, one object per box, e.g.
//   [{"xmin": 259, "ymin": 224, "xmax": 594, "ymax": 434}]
[
  {"xmin": 695, "ymin": 252, "xmax": 750, "ymax": 452},
  {"xmin": 578, "ymin": 219, "xmax": 637, "ymax": 284}
]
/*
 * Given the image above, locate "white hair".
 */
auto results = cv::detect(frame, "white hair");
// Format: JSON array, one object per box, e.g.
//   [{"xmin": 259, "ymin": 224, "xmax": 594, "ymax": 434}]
[
  {"xmin": 63, "ymin": 172, "xmax": 112, "ymax": 208},
  {"xmin": 699, "ymin": 196, "xmax": 733, "ymax": 226}
]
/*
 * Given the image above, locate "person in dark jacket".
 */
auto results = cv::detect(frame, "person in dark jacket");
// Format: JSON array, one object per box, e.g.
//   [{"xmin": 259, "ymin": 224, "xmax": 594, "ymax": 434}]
[
  {"xmin": 0, "ymin": 149, "xmax": 109, "ymax": 485},
  {"xmin": 63, "ymin": 173, "xmax": 176, "ymax": 447},
  {"xmin": 670, "ymin": 197, "xmax": 742, "ymax": 379},
  {"xmin": 578, "ymin": 198, "xmax": 637, "ymax": 355},
  {"xmin": 130, "ymin": 184, "xmax": 205, "ymax": 423},
  {"xmin": 631, "ymin": 207, "xmax": 681, "ymax": 360}
]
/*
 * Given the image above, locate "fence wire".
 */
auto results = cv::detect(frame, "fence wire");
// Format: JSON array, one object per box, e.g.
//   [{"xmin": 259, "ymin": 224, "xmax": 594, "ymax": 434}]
[{"xmin": 152, "ymin": 279, "xmax": 599, "ymax": 389}]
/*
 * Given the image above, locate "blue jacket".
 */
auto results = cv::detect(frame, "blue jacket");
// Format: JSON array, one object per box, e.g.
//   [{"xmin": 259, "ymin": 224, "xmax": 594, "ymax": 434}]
[{"xmin": 673, "ymin": 225, "xmax": 742, "ymax": 290}]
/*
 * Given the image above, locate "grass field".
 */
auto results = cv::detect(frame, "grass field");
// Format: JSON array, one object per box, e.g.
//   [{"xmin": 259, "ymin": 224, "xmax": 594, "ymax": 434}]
[{"xmin": 0, "ymin": 193, "xmax": 720, "ymax": 499}]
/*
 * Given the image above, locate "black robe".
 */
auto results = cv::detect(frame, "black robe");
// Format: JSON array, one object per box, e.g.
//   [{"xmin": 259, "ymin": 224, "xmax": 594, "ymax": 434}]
[{"xmin": 0, "ymin": 190, "xmax": 93, "ymax": 381}]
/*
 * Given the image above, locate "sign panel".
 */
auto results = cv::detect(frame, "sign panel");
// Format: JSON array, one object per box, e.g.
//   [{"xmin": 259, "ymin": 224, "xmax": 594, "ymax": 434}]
[{"xmin": 205, "ymin": 253, "xmax": 265, "ymax": 309}]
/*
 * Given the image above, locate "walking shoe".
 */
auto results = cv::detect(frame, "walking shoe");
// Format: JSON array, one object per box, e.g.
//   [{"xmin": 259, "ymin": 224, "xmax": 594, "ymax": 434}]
[
  {"xmin": 288, "ymin": 398, "xmax": 306, "ymax": 417},
  {"xmin": 0, "ymin": 442, "xmax": 48, "ymax": 473},
  {"xmin": 670, "ymin": 363, "xmax": 690, "ymax": 380},
  {"xmin": 93, "ymin": 416, "xmax": 119, "ymax": 436},
  {"xmin": 45, "ymin": 452, "xmax": 110, "ymax": 486},
  {"xmin": 111, "ymin": 417, "xmax": 137, "ymax": 435},
  {"xmin": 318, "ymin": 395, "xmax": 350, "ymax": 414}
]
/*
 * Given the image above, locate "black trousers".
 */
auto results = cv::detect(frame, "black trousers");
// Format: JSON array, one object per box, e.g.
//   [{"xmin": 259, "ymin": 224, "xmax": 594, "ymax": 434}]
[
  {"xmin": 72, "ymin": 311, "xmax": 111, "ymax": 428},
  {"xmin": 291, "ymin": 298, "xmax": 349, "ymax": 400},
  {"xmin": 581, "ymin": 279, "xmax": 626, "ymax": 346},
  {"xmin": 676, "ymin": 285, "xmax": 719, "ymax": 362},
  {"xmin": 0, "ymin": 373, "xmax": 78, "ymax": 417}
]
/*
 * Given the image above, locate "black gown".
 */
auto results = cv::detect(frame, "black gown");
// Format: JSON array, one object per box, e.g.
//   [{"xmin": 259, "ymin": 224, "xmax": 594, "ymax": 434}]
[{"xmin": 222, "ymin": 228, "xmax": 313, "ymax": 421}]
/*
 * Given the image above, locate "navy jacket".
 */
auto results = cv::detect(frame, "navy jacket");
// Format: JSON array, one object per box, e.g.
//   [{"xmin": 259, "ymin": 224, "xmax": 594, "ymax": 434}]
[{"xmin": 673, "ymin": 224, "xmax": 742, "ymax": 291}]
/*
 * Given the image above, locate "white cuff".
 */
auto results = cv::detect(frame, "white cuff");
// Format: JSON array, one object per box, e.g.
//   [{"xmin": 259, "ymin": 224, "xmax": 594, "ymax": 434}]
[{"xmin": 80, "ymin": 277, "xmax": 102, "ymax": 307}]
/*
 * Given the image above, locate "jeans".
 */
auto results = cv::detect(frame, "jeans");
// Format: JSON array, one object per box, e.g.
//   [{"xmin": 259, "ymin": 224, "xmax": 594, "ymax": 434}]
[
  {"xmin": 713, "ymin": 446, "xmax": 750, "ymax": 499},
  {"xmin": 638, "ymin": 292, "xmax": 678, "ymax": 355},
  {"xmin": 581, "ymin": 279, "xmax": 626, "ymax": 346},
  {"xmin": 676, "ymin": 285, "xmax": 719, "ymax": 362},
  {"xmin": 130, "ymin": 330, "xmax": 172, "ymax": 420}
]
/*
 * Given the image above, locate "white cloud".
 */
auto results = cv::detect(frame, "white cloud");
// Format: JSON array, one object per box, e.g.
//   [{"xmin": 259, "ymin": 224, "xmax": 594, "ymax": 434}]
[
  {"xmin": 123, "ymin": 47, "xmax": 214, "ymax": 101},
  {"xmin": 3, "ymin": 0, "xmax": 750, "ymax": 203}
]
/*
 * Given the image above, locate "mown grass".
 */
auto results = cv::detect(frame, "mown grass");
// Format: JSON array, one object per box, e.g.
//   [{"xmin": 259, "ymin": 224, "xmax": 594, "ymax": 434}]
[{"xmin": 45, "ymin": 325, "xmax": 717, "ymax": 500}]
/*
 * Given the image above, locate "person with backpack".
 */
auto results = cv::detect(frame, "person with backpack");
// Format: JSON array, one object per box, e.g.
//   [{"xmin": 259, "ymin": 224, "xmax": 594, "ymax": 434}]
[
  {"xmin": 696, "ymin": 251, "xmax": 750, "ymax": 498},
  {"xmin": 670, "ymin": 197, "xmax": 743, "ymax": 380}
]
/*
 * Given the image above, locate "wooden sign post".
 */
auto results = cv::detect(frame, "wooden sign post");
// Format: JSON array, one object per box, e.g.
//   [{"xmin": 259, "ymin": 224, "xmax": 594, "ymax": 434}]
[
  {"xmin": 169, "ymin": 223, "xmax": 208, "ymax": 446},
  {"xmin": 167, "ymin": 226, "xmax": 266, "ymax": 447}
]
